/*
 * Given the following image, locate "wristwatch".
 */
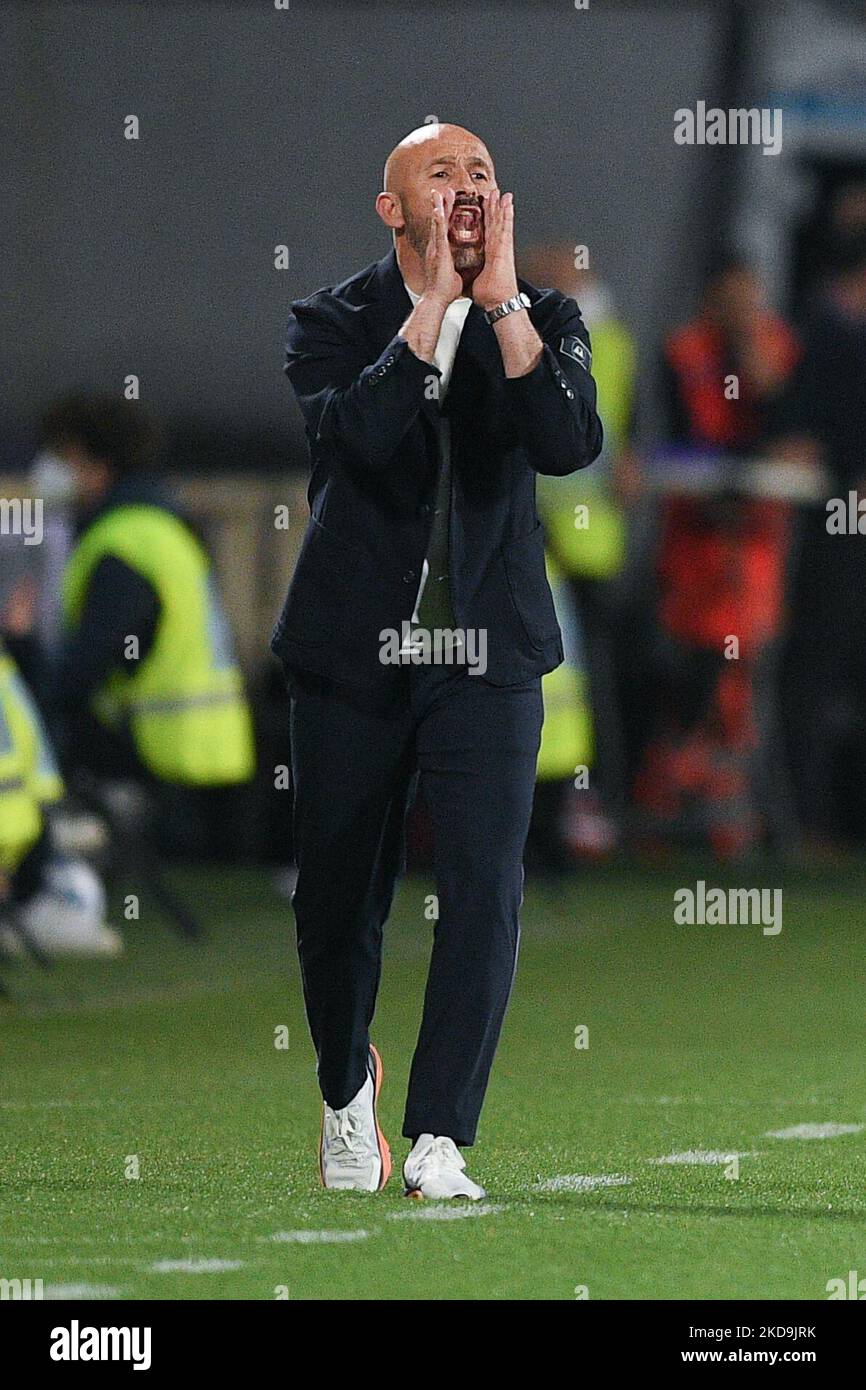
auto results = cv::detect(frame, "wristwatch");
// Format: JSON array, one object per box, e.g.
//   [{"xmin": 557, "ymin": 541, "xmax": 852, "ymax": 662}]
[{"xmin": 483, "ymin": 292, "xmax": 531, "ymax": 326}]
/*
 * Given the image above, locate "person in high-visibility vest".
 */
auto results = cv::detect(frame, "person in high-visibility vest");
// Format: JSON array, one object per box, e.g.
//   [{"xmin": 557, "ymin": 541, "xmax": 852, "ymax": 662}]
[
  {"xmin": 0, "ymin": 638, "xmax": 48, "ymax": 880},
  {"xmin": 520, "ymin": 247, "xmax": 639, "ymax": 861},
  {"xmin": 41, "ymin": 394, "xmax": 255, "ymax": 789},
  {"xmin": 0, "ymin": 636, "xmax": 120, "ymax": 957}
]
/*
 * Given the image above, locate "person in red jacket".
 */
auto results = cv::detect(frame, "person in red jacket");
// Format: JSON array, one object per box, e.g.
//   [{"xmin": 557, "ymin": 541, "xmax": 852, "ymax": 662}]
[{"xmin": 637, "ymin": 259, "xmax": 799, "ymax": 856}]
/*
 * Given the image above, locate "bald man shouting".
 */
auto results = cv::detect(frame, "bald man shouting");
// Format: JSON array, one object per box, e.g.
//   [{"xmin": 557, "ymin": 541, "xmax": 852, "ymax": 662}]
[{"xmin": 272, "ymin": 124, "xmax": 602, "ymax": 1199}]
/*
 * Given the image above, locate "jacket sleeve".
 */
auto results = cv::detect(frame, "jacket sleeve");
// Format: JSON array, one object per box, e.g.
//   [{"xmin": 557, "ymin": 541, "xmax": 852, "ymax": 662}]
[
  {"xmin": 284, "ymin": 297, "xmax": 440, "ymax": 471},
  {"xmin": 504, "ymin": 294, "xmax": 604, "ymax": 477},
  {"xmin": 56, "ymin": 556, "xmax": 160, "ymax": 708}
]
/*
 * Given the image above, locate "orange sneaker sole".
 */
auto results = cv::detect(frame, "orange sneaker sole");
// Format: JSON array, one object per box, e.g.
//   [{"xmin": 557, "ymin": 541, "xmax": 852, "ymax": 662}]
[
  {"xmin": 369, "ymin": 1044, "xmax": 392, "ymax": 1191},
  {"xmin": 319, "ymin": 1044, "xmax": 391, "ymax": 1191}
]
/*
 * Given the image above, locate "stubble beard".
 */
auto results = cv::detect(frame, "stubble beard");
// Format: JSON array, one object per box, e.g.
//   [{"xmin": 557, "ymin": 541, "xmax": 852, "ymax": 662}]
[
  {"xmin": 403, "ymin": 211, "xmax": 485, "ymax": 285},
  {"xmin": 451, "ymin": 243, "xmax": 484, "ymax": 280}
]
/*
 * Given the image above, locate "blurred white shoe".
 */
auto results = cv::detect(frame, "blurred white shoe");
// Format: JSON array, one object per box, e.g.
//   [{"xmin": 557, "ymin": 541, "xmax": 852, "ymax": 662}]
[
  {"xmin": 6, "ymin": 856, "xmax": 123, "ymax": 958},
  {"xmin": 50, "ymin": 809, "xmax": 109, "ymax": 857},
  {"xmin": 403, "ymin": 1134, "xmax": 486, "ymax": 1200}
]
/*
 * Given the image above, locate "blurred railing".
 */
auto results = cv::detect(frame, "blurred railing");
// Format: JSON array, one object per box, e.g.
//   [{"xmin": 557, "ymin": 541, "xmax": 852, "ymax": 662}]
[
  {"xmin": 0, "ymin": 473, "xmax": 310, "ymax": 677},
  {"xmin": 177, "ymin": 475, "xmax": 308, "ymax": 675},
  {"xmin": 2, "ymin": 457, "xmax": 830, "ymax": 677},
  {"xmin": 643, "ymin": 452, "xmax": 828, "ymax": 503}
]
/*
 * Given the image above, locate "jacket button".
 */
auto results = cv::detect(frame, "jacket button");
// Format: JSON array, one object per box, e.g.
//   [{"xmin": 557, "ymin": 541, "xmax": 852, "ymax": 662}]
[
  {"xmin": 419, "ymin": 503, "xmax": 431, "ymax": 516},
  {"xmin": 402, "ymin": 571, "xmax": 415, "ymax": 584},
  {"xmin": 566, "ymin": 388, "xmax": 575, "ymax": 399}
]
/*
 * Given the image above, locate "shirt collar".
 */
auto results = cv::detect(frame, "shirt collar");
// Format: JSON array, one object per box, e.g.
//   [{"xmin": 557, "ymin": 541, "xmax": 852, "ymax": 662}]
[{"xmin": 403, "ymin": 280, "xmax": 473, "ymax": 316}]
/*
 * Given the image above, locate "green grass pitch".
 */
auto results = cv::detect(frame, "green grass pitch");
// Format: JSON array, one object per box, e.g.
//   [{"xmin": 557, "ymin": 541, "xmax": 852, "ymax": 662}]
[{"xmin": 2, "ymin": 860, "xmax": 865, "ymax": 1300}]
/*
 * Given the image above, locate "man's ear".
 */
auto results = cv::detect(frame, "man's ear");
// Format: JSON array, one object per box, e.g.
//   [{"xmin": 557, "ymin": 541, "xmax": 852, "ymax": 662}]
[{"xmin": 375, "ymin": 191, "xmax": 404, "ymax": 231}]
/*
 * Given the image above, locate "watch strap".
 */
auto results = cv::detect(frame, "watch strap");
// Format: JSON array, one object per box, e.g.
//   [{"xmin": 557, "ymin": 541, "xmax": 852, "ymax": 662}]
[{"xmin": 484, "ymin": 292, "xmax": 530, "ymax": 326}]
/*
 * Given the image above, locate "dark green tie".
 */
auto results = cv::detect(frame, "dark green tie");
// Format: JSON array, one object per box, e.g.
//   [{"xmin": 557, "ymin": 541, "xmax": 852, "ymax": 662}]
[{"xmin": 413, "ymin": 413, "xmax": 460, "ymax": 652}]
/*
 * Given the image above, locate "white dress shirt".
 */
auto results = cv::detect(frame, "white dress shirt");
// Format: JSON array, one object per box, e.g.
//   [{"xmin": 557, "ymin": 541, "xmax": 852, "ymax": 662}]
[{"xmin": 402, "ymin": 284, "xmax": 472, "ymax": 640}]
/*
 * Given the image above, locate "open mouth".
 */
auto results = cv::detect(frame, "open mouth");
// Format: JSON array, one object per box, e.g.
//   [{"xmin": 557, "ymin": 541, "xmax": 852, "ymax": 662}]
[{"xmin": 449, "ymin": 201, "xmax": 483, "ymax": 245}]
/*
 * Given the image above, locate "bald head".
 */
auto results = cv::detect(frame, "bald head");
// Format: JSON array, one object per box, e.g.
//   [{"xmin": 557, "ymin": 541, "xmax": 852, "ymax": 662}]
[
  {"xmin": 376, "ymin": 122, "xmax": 497, "ymax": 289},
  {"xmin": 382, "ymin": 123, "xmax": 493, "ymax": 194}
]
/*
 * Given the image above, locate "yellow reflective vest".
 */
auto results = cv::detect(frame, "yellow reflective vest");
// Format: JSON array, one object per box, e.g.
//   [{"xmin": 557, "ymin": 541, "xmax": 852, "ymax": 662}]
[
  {"xmin": 0, "ymin": 646, "xmax": 63, "ymax": 872},
  {"xmin": 62, "ymin": 505, "xmax": 254, "ymax": 786},
  {"xmin": 537, "ymin": 552, "xmax": 594, "ymax": 782},
  {"xmin": 537, "ymin": 316, "xmax": 637, "ymax": 581}
]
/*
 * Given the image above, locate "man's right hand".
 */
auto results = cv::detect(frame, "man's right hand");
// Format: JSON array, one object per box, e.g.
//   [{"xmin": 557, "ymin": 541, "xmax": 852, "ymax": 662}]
[
  {"xmin": 423, "ymin": 190, "xmax": 463, "ymax": 306},
  {"xmin": 400, "ymin": 191, "xmax": 462, "ymax": 366}
]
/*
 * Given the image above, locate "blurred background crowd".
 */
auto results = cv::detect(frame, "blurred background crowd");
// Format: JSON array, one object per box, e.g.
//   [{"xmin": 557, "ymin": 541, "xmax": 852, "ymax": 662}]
[{"xmin": 3, "ymin": 0, "xmax": 866, "ymax": 957}]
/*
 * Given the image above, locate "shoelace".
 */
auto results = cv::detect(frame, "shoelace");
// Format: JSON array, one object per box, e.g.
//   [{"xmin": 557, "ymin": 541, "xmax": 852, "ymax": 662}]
[
  {"xmin": 324, "ymin": 1103, "xmax": 369, "ymax": 1165},
  {"xmin": 414, "ymin": 1136, "xmax": 465, "ymax": 1176}
]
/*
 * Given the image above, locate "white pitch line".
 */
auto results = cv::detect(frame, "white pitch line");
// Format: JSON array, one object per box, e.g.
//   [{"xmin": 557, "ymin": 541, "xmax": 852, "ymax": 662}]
[
  {"xmin": 266, "ymin": 1230, "xmax": 369, "ymax": 1244},
  {"xmin": 0, "ymin": 1234, "xmax": 173, "ymax": 1246},
  {"xmin": 0, "ymin": 1099, "xmax": 103, "ymax": 1109},
  {"xmin": 388, "ymin": 1203, "xmax": 505, "ymax": 1220},
  {"xmin": 531, "ymin": 1174, "xmax": 631, "ymax": 1193},
  {"xmin": 150, "ymin": 1259, "xmax": 244, "ymax": 1273},
  {"xmin": 623, "ymin": 1096, "xmax": 691, "ymax": 1106},
  {"xmin": 43, "ymin": 1284, "xmax": 123, "ymax": 1299},
  {"xmin": 649, "ymin": 1150, "xmax": 759, "ymax": 1165},
  {"xmin": 764, "ymin": 1122, "xmax": 864, "ymax": 1141},
  {"xmin": 26, "ymin": 1258, "xmax": 145, "ymax": 1268}
]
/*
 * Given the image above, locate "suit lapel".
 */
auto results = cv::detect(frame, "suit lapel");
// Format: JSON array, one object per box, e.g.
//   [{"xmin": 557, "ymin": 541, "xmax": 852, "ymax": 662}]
[
  {"xmin": 362, "ymin": 250, "xmax": 438, "ymax": 439},
  {"xmin": 363, "ymin": 249, "xmax": 412, "ymax": 352},
  {"xmin": 361, "ymin": 250, "xmax": 499, "ymax": 440}
]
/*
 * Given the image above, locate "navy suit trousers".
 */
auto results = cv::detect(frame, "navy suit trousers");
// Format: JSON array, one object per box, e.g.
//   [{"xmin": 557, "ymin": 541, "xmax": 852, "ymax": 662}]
[{"xmin": 288, "ymin": 662, "xmax": 543, "ymax": 1146}]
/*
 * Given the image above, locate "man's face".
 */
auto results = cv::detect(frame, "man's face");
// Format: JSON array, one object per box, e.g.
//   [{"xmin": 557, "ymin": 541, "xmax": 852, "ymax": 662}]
[
  {"xmin": 706, "ymin": 268, "xmax": 764, "ymax": 332},
  {"xmin": 395, "ymin": 130, "xmax": 497, "ymax": 277},
  {"xmin": 54, "ymin": 443, "xmax": 112, "ymax": 507}
]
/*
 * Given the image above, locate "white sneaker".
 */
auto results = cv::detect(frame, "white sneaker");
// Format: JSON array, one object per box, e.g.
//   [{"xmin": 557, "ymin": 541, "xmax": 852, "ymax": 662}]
[
  {"xmin": 8, "ymin": 855, "xmax": 123, "ymax": 959},
  {"xmin": 320, "ymin": 1045, "xmax": 391, "ymax": 1192},
  {"xmin": 0, "ymin": 917, "xmax": 122, "ymax": 959},
  {"xmin": 403, "ymin": 1134, "xmax": 486, "ymax": 1200}
]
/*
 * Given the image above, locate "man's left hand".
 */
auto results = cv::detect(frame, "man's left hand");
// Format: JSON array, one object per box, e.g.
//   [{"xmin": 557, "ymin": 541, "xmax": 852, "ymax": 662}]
[{"xmin": 472, "ymin": 190, "xmax": 519, "ymax": 311}]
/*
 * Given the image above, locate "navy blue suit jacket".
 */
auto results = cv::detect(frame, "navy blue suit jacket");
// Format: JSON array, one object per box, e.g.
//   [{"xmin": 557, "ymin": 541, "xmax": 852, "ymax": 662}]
[{"xmin": 271, "ymin": 248, "xmax": 603, "ymax": 690}]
